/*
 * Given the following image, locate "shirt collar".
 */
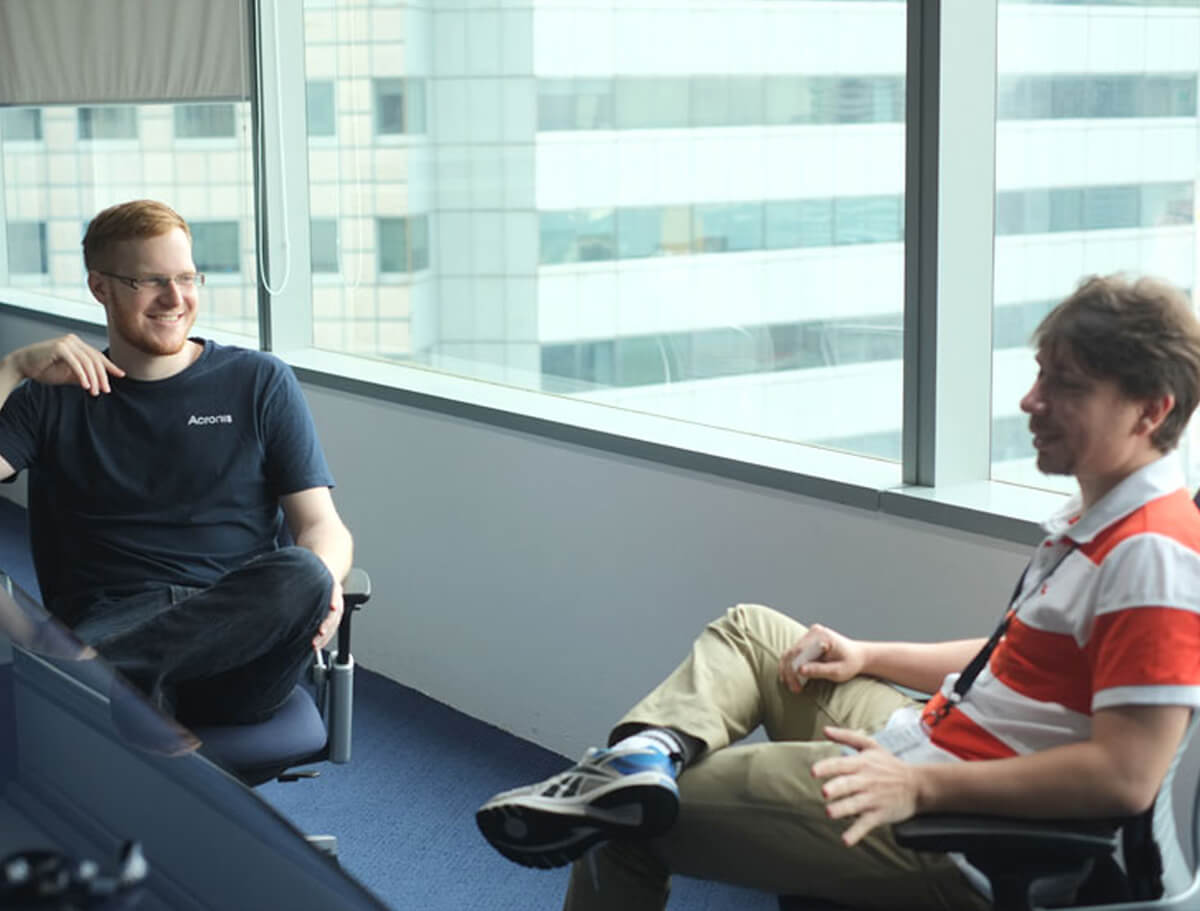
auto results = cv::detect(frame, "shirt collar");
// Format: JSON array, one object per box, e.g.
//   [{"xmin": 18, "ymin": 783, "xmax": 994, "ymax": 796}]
[{"xmin": 1041, "ymin": 451, "xmax": 1187, "ymax": 544}]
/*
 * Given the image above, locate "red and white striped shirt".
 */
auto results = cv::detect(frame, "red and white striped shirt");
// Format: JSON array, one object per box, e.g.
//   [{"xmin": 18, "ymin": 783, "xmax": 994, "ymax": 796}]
[{"xmin": 898, "ymin": 454, "xmax": 1200, "ymax": 764}]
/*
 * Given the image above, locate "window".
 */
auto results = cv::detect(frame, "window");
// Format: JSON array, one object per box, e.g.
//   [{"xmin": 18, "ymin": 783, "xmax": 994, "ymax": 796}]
[
  {"xmin": 765, "ymin": 199, "xmax": 834, "ymax": 249},
  {"xmin": 3, "ymin": 103, "xmax": 257, "ymax": 338},
  {"xmin": 614, "ymin": 78, "xmax": 691, "ymax": 130},
  {"xmin": 537, "ymin": 76, "xmax": 910, "ymax": 130},
  {"xmin": 174, "ymin": 104, "xmax": 237, "ymax": 138},
  {"xmin": 375, "ymin": 79, "xmax": 426, "ymax": 135},
  {"xmin": 765, "ymin": 76, "xmax": 904, "ymax": 126},
  {"xmin": 689, "ymin": 77, "xmax": 763, "ymax": 127},
  {"xmin": 378, "ymin": 216, "xmax": 430, "ymax": 274},
  {"xmin": 833, "ymin": 196, "xmax": 903, "ymax": 245},
  {"xmin": 991, "ymin": 1, "xmax": 1200, "ymax": 492},
  {"xmin": 617, "ymin": 207, "xmax": 692, "ymax": 259},
  {"xmin": 311, "ymin": 218, "xmax": 339, "ymax": 273},
  {"xmin": 6, "ymin": 221, "xmax": 47, "ymax": 274},
  {"xmin": 542, "ymin": 196, "xmax": 908, "ymax": 264},
  {"xmin": 541, "ymin": 314, "xmax": 905, "ymax": 392},
  {"xmin": 998, "ymin": 73, "xmax": 1198, "ymax": 120},
  {"xmin": 692, "ymin": 203, "xmax": 763, "ymax": 253},
  {"xmin": 538, "ymin": 79, "xmax": 614, "ymax": 131},
  {"xmin": 306, "ymin": 81, "xmax": 336, "ymax": 137},
  {"xmin": 995, "ymin": 183, "xmax": 1193, "ymax": 236},
  {"xmin": 1, "ymin": 108, "xmax": 42, "ymax": 141},
  {"xmin": 191, "ymin": 221, "xmax": 241, "ymax": 274},
  {"xmin": 538, "ymin": 210, "xmax": 616, "ymax": 265},
  {"xmin": 410, "ymin": 215, "xmax": 429, "ymax": 272},
  {"xmin": 77, "ymin": 106, "xmax": 138, "ymax": 140}
]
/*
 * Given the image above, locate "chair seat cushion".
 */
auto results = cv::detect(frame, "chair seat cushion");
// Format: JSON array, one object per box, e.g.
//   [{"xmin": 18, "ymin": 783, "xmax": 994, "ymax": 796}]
[{"xmin": 194, "ymin": 685, "xmax": 326, "ymax": 773}]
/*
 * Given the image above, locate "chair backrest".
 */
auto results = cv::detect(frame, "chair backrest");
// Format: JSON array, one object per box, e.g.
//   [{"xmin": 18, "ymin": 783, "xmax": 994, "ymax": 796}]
[{"xmin": 1135, "ymin": 713, "xmax": 1200, "ymax": 901}]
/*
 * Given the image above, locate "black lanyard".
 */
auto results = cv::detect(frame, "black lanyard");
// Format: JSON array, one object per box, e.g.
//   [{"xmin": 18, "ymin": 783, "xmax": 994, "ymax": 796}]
[{"xmin": 925, "ymin": 541, "xmax": 1077, "ymax": 727}]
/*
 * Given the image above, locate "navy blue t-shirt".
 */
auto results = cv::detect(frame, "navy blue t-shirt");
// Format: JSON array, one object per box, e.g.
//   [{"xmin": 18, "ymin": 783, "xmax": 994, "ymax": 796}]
[{"xmin": 0, "ymin": 339, "xmax": 334, "ymax": 625}]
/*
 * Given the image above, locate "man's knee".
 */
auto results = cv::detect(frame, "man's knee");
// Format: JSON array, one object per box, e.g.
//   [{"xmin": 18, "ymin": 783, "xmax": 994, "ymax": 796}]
[
  {"xmin": 271, "ymin": 545, "xmax": 332, "ymax": 583},
  {"xmin": 720, "ymin": 603, "xmax": 806, "ymax": 638},
  {"xmin": 245, "ymin": 546, "xmax": 334, "ymax": 620}
]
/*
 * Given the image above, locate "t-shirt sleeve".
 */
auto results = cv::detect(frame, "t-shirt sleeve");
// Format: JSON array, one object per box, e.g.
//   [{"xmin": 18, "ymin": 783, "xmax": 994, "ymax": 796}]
[
  {"xmin": 259, "ymin": 359, "xmax": 335, "ymax": 497},
  {"xmin": 0, "ymin": 380, "xmax": 43, "ymax": 475},
  {"xmin": 1087, "ymin": 535, "xmax": 1200, "ymax": 711}
]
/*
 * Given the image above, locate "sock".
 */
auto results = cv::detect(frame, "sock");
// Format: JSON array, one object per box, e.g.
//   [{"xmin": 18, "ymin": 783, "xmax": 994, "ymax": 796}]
[{"xmin": 611, "ymin": 728, "xmax": 689, "ymax": 776}]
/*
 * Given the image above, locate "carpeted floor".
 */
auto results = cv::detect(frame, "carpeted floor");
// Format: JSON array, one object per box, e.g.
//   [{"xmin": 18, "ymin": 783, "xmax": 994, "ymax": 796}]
[
  {"xmin": 259, "ymin": 668, "xmax": 777, "ymax": 910},
  {"xmin": 0, "ymin": 496, "xmax": 776, "ymax": 909}
]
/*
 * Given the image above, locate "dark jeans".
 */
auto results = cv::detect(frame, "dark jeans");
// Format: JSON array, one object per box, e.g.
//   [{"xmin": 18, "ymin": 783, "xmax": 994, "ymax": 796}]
[{"xmin": 72, "ymin": 547, "xmax": 332, "ymax": 727}]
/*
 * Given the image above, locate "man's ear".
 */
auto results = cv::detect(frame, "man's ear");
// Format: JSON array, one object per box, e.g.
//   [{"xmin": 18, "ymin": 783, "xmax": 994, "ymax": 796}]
[
  {"xmin": 1138, "ymin": 393, "xmax": 1176, "ymax": 438},
  {"xmin": 86, "ymin": 270, "xmax": 111, "ymax": 309}
]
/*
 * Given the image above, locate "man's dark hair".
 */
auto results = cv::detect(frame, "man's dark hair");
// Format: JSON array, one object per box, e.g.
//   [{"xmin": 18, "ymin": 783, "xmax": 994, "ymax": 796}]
[{"xmin": 1034, "ymin": 274, "xmax": 1200, "ymax": 451}]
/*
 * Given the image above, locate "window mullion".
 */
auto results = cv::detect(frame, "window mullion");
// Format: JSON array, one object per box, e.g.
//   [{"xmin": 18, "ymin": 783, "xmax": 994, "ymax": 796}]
[
  {"xmin": 253, "ymin": 0, "xmax": 313, "ymax": 353},
  {"xmin": 904, "ymin": 0, "xmax": 998, "ymax": 488}
]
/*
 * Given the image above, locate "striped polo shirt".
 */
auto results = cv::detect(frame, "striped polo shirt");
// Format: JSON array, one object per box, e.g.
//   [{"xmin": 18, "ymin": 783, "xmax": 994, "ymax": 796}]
[{"xmin": 899, "ymin": 453, "xmax": 1200, "ymax": 764}]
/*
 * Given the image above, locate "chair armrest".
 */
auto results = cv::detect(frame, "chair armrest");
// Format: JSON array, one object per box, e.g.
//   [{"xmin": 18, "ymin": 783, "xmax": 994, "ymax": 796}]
[
  {"xmin": 894, "ymin": 814, "xmax": 1120, "ymax": 858},
  {"xmin": 342, "ymin": 568, "xmax": 371, "ymax": 609},
  {"xmin": 335, "ymin": 568, "xmax": 371, "ymax": 665},
  {"xmin": 893, "ymin": 815, "xmax": 1122, "ymax": 911}
]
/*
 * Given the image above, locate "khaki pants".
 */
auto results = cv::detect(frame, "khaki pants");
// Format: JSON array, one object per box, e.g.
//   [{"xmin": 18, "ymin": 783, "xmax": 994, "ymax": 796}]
[{"xmin": 562, "ymin": 604, "xmax": 990, "ymax": 911}]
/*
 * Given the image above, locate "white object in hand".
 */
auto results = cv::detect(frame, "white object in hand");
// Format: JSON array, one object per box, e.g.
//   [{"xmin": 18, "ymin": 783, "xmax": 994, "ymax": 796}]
[{"xmin": 790, "ymin": 639, "xmax": 826, "ymax": 675}]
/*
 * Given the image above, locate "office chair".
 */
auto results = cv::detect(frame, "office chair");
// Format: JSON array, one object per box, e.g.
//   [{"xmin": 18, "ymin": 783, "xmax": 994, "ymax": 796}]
[
  {"xmin": 889, "ymin": 714, "xmax": 1200, "ymax": 910},
  {"xmin": 776, "ymin": 715, "xmax": 1200, "ymax": 911},
  {"xmin": 19, "ymin": 473, "xmax": 375, "ymax": 855},
  {"xmin": 191, "ymin": 566, "xmax": 372, "ymax": 786}
]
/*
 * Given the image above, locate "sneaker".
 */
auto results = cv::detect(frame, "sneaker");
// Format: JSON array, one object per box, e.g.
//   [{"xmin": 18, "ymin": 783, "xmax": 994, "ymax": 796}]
[{"xmin": 476, "ymin": 746, "xmax": 680, "ymax": 869}]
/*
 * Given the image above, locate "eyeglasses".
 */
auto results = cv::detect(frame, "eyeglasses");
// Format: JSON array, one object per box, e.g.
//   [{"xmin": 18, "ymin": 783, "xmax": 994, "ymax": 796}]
[{"xmin": 98, "ymin": 271, "xmax": 206, "ymax": 292}]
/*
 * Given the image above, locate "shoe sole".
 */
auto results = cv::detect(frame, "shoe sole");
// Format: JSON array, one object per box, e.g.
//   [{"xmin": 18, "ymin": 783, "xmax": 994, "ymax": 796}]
[{"xmin": 476, "ymin": 779, "xmax": 680, "ymax": 869}]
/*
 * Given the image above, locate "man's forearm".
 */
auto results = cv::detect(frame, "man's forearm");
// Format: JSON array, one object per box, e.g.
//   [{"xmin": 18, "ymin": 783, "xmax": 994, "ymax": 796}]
[
  {"xmin": 916, "ymin": 741, "xmax": 1150, "ymax": 820},
  {"xmin": 294, "ymin": 519, "xmax": 354, "ymax": 584},
  {"xmin": 914, "ymin": 703, "xmax": 1191, "ymax": 820},
  {"xmin": 860, "ymin": 638, "xmax": 988, "ymax": 693}
]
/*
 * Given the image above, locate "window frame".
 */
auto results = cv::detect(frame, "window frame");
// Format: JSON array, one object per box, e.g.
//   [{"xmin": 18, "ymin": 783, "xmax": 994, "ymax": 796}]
[{"xmin": 0, "ymin": 0, "xmax": 1075, "ymax": 548}]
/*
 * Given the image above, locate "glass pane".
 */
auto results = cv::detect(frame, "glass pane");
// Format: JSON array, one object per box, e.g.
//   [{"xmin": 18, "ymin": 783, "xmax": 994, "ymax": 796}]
[
  {"xmin": 992, "ymin": 0, "xmax": 1200, "ymax": 491},
  {"xmin": 615, "ymin": 78, "xmax": 691, "ymax": 129},
  {"xmin": 378, "ymin": 218, "xmax": 409, "ymax": 273},
  {"xmin": 174, "ymin": 104, "xmax": 237, "ymax": 139},
  {"xmin": 692, "ymin": 203, "xmax": 763, "ymax": 253},
  {"xmin": 78, "ymin": 106, "xmax": 138, "ymax": 140},
  {"xmin": 1, "ymin": 102, "xmax": 258, "ymax": 340},
  {"xmin": 190, "ymin": 221, "xmax": 241, "ymax": 274},
  {"xmin": 6, "ymin": 221, "xmax": 47, "ymax": 273},
  {"xmin": 311, "ymin": 218, "xmax": 339, "ymax": 273},
  {"xmin": 306, "ymin": 81, "xmax": 336, "ymax": 137},
  {"xmin": 298, "ymin": 3, "xmax": 906, "ymax": 458},
  {"xmin": 375, "ymin": 79, "xmax": 406, "ymax": 134},
  {"xmin": 1, "ymin": 108, "xmax": 42, "ymax": 141}
]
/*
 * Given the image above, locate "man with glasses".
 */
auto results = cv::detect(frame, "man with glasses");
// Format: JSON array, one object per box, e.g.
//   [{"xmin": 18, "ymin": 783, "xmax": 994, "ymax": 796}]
[
  {"xmin": 477, "ymin": 275, "xmax": 1200, "ymax": 909},
  {"xmin": 0, "ymin": 199, "xmax": 352, "ymax": 727}
]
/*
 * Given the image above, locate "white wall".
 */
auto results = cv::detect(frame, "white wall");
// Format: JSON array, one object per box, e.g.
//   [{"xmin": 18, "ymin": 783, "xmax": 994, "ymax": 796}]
[{"xmin": 0, "ymin": 306, "xmax": 1032, "ymax": 757}]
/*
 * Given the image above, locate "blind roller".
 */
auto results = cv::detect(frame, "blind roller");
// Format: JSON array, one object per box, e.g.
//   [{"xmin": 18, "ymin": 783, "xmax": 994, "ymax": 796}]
[{"xmin": 0, "ymin": 0, "xmax": 249, "ymax": 105}]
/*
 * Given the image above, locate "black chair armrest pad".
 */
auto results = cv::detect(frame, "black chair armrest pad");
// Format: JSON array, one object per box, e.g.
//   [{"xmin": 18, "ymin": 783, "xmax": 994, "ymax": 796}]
[
  {"xmin": 894, "ymin": 814, "xmax": 1121, "ymax": 862},
  {"xmin": 343, "ymin": 568, "xmax": 371, "ymax": 608}
]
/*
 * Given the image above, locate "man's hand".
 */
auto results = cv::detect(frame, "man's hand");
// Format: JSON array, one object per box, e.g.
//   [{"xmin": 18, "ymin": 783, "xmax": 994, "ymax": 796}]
[
  {"xmin": 7, "ymin": 334, "xmax": 125, "ymax": 396},
  {"xmin": 779, "ymin": 624, "xmax": 868, "ymax": 693},
  {"xmin": 811, "ymin": 727, "xmax": 922, "ymax": 846},
  {"xmin": 312, "ymin": 577, "xmax": 344, "ymax": 651}
]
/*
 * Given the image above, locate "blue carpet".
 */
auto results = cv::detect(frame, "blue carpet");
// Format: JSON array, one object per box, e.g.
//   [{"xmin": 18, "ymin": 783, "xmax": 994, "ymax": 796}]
[
  {"xmin": 0, "ymin": 496, "xmax": 777, "ymax": 909},
  {"xmin": 259, "ymin": 669, "xmax": 778, "ymax": 910}
]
